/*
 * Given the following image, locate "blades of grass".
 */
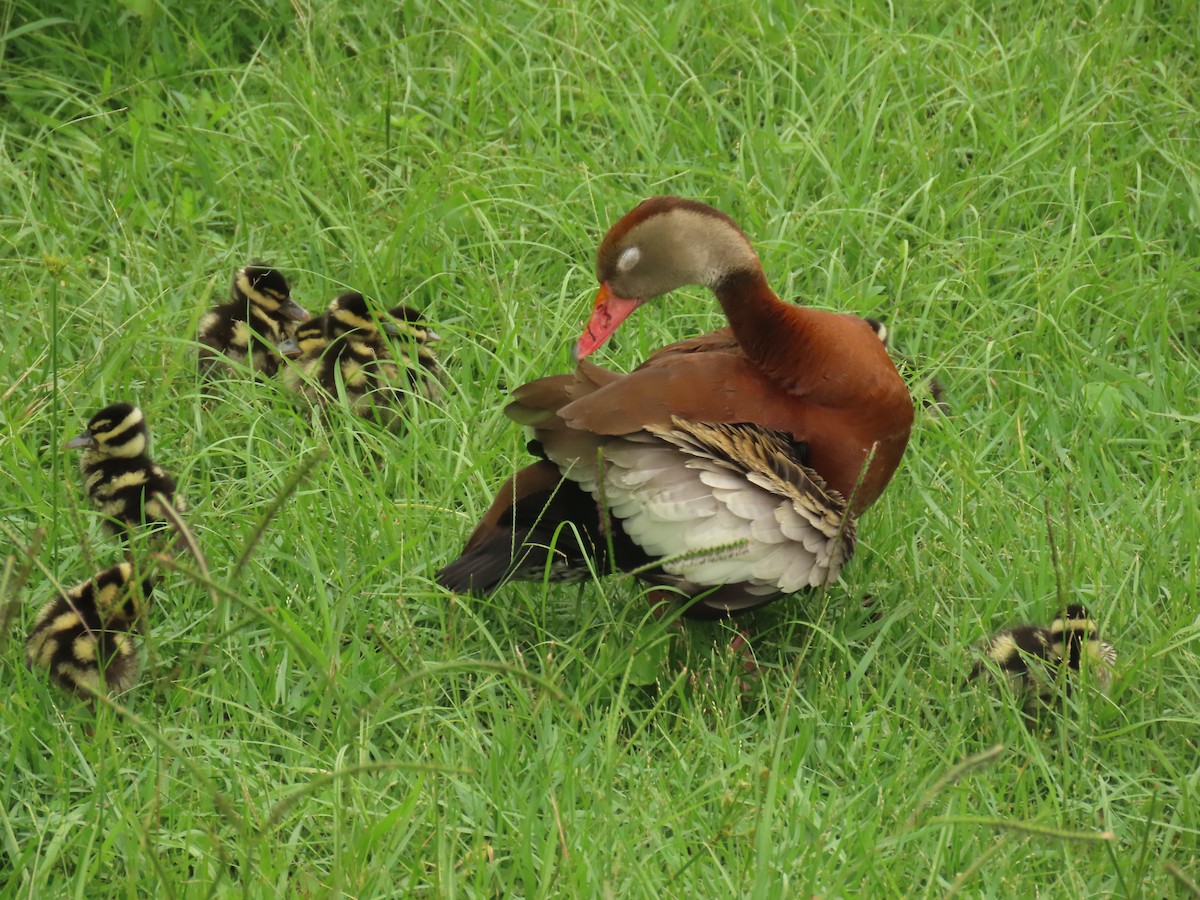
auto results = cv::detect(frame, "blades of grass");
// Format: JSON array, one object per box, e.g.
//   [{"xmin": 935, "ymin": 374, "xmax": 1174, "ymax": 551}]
[
  {"xmin": 232, "ymin": 448, "xmax": 325, "ymax": 579},
  {"xmin": 150, "ymin": 551, "xmax": 333, "ymax": 688},
  {"xmin": 1165, "ymin": 862, "xmax": 1200, "ymax": 898},
  {"xmin": 152, "ymin": 490, "xmax": 214, "ymax": 603},
  {"xmin": 263, "ymin": 760, "xmax": 466, "ymax": 832},
  {"xmin": 357, "ymin": 654, "xmax": 584, "ymax": 760},
  {"xmin": 749, "ymin": 655, "xmax": 803, "ymax": 896},
  {"xmin": 944, "ymin": 832, "xmax": 1019, "ymax": 898},
  {"xmin": 85, "ymin": 689, "xmax": 248, "ymax": 834},
  {"xmin": 905, "ymin": 744, "xmax": 1007, "ymax": 830},
  {"xmin": 0, "ymin": 527, "xmax": 45, "ymax": 653},
  {"xmin": 926, "ymin": 816, "xmax": 1115, "ymax": 843}
]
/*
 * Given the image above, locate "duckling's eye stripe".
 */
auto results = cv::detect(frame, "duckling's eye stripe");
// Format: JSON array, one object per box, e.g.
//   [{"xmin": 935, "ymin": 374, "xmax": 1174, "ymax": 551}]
[{"xmin": 93, "ymin": 408, "xmax": 143, "ymax": 442}]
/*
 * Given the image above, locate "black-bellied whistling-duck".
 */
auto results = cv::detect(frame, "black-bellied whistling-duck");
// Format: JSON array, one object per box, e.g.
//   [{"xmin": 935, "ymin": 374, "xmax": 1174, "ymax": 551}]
[
  {"xmin": 25, "ymin": 561, "xmax": 156, "ymax": 699},
  {"xmin": 438, "ymin": 197, "xmax": 914, "ymax": 618},
  {"xmin": 969, "ymin": 604, "xmax": 1116, "ymax": 713},
  {"xmin": 863, "ymin": 317, "xmax": 949, "ymax": 416},
  {"xmin": 280, "ymin": 291, "xmax": 443, "ymax": 427},
  {"xmin": 66, "ymin": 403, "xmax": 182, "ymax": 540},
  {"xmin": 198, "ymin": 264, "xmax": 310, "ymax": 377}
]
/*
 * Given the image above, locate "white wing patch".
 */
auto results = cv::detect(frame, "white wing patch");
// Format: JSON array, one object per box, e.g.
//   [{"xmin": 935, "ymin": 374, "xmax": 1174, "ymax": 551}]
[{"xmin": 560, "ymin": 419, "xmax": 855, "ymax": 597}]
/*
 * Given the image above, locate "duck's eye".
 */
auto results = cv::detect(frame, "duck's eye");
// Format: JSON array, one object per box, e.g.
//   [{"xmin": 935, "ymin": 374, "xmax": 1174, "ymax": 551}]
[{"xmin": 616, "ymin": 246, "xmax": 640, "ymax": 273}]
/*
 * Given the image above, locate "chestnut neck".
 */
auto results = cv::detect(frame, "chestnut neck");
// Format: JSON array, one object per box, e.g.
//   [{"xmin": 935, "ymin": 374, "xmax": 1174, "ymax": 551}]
[{"xmin": 713, "ymin": 267, "xmax": 829, "ymax": 393}]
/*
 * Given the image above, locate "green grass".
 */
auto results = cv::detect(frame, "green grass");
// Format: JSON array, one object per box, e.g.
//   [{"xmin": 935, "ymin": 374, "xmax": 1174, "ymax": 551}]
[{"xmin": 2, "ymin": 0, "xmax": 1198, "ymax": 894}]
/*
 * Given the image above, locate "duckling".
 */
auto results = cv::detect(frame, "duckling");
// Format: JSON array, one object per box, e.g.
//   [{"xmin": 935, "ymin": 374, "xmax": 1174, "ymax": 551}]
[
  {"xmin": 25, "ymin": 561, "xmax": 155, "ymax": 699},
  {"xmin": 379, "ymin": 303, "xmax": 444, "ymax": 401},
  {"xmin": 969, "ymin": 604, "xmax": 1116, "ymax": 713},
  {"xmin": 198, "ymin": 264, "xmax": 310, "ymax": 377},
  {"xmin": 864, "ymin": 317, "xmax": 949, "ymax": 415},
  {"xmin": 66, "ymin": 403, "xmax": 182, "ymax": 539},
  {"xmin": 968, "ymin": 621, "xmax": 1055, "ymax": 703},
  {"xmin": 1046, "ymin": 604, "xmax": 1117, "ymax": 692},
  {"xmin": 282, "ymin": 291, "xmax": 443, "ymax": 427},
  {"xmin": 278, "ymin": 313, "xmax": 328, "ymax": 361}
]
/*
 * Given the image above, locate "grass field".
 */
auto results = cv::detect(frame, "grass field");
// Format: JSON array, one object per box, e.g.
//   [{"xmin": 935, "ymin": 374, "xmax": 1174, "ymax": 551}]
[{"xmin": 2, "ymin": 0, "xmax": 1198, "ymax": 895}]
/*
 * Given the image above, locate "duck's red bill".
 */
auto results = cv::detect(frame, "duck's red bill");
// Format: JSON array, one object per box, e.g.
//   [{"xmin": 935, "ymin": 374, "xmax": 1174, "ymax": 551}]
[{"xmin": 574, "ymin": 284, "xmax": 643, "ymax": 360}]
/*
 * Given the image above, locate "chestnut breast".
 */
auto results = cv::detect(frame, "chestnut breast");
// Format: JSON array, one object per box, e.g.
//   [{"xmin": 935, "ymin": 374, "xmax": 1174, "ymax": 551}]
[{"xmin": 557, "ymin": 311, "xmax": 913, "ymax": 513}]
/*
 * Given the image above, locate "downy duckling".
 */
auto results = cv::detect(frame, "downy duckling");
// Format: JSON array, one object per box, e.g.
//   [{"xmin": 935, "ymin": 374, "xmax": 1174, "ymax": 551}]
[
  {"xmin": 198, "ymin": 264, "xmax": 310, "ymax": 377},
  {"xmin": 66, "ymin": 403, "xmax": 182, "ymax": 539},
  {"xmin": 25, "ymin": 561, "xmax": 156, "ymax": 699},
  {"xmin": 281, "ymin": 291, "xmax": 443, "ymax": 427},
  {"xmin": 1046, "ymin": 603, "xmax": 1117, "ymax": 693},
  {"xmin": 969, "ymin": 604, "xmax": 1116, "ymax": 714},
  {"xmin": 278, "ymin": 313, "xmax": 327, "ymax": 361},
  {"xmin": 969, "ymin": 620, "xmax": 1055, "ymax": 702}
]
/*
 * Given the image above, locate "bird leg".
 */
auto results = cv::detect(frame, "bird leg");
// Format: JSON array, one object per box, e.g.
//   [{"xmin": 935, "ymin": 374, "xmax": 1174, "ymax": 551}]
[
  {"xmin": 727, "ymin": 629, "xmax": 760, "ymax": 686},
  {"xmin": 646, "ymin": 590, "xmax": 761, "ymax": 689},
  {"xmin": 647, "ymin": 589, "xmax": 684, "ymax": 627}
]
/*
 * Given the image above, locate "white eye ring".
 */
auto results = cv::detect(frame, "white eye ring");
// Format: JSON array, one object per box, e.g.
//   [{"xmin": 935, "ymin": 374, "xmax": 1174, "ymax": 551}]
[{"xmin": 616, "ymin": 246, "xmax": 641, "ymax": 272}]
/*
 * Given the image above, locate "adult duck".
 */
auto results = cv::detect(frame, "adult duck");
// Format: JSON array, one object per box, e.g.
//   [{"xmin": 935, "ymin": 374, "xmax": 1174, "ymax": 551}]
[
  {"xmin": 438, "ymin": 197, "xmax": 913, "ymax": 618},
  {"xmin": 863, "ymin": 317, "xmax": 950, "ymax": 416}
]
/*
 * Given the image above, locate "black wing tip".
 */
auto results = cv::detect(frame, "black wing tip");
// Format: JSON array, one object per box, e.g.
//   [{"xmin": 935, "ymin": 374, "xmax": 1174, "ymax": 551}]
[
  {"xmin": 434, "ymin": 565, "xmax": 474, "ymax": 595},
  {"xmin": 435, "ymin": 554, "xmax": 502, "ymax": 596}
]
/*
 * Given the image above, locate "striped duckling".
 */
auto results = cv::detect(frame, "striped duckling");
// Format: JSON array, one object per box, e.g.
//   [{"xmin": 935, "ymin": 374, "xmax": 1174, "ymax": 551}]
[
  {"xmin": 969, "ymin": 603, "xmax": 1116, "ymax": 714},
  {"xmin": 66, "ymin": 403, "xmax": 182, "ymax": 539},
  {"xmin": 278, "ymin": 313, "xmax": 328, "ymax": 362},
  {"xmin": 280, "ymin": 291, "xmax": 443, "ymax": 427},
  {"xmin": 1046, "ymin": 603, "xmax": 1117, "ymax": 693},
  {"xmin": 25, "ymin": 561, "xmax": 156, "ymax": 699},
  {"xmin": 969, "ymin": 620, "xmax": 1055, "ymax": 701},
  {"xmin": 198, "ymin": 264, "xmax": 310, "ymax": 377}
]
